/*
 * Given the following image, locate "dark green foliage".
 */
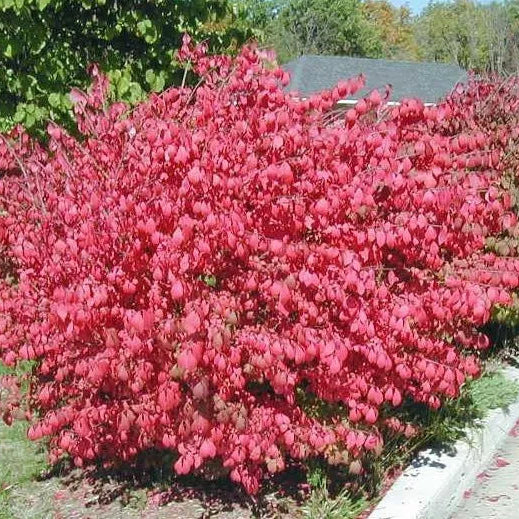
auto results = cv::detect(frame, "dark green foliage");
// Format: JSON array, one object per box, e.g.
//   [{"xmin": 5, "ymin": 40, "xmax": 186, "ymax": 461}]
[{"xmin": 0, "ymin": 0, "xmax": 252, "ymax": 133}]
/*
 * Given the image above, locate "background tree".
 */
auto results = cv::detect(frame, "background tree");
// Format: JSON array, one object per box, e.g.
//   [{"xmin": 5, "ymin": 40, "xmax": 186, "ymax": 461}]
[
  {"xmin": 362, "ymin": 0, "xmax": 420, "ymax": 60},
  {"xmin": 0, "ymin": 0, "xmax": 253, "ymax": 132},
  {"xmin": 234, "ymin": 0, "xmax": 282, "ymax": 35},
  {"xmin": 481, "ymin": 1, "xmax": 519, "ymax": 74},
  {"xmin": 413, "ymin": 0, "xmax": 519, "ymax": 73},
  {"xmin": 414, "ymin": 1, "xmax": 479, "ymax": 68},
  {"xmin": 266, "ymin": 0, "xmax": 384, "ymax": 62},
  {"xmin": 4, "ymin": 0, "xmax": 519, "ymax": 136}
]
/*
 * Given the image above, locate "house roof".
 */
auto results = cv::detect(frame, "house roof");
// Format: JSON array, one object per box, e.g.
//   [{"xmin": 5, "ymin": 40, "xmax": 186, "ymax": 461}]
[{"xmin": 283, "ymin": 55, "xmax": 468, "ymax": 104}]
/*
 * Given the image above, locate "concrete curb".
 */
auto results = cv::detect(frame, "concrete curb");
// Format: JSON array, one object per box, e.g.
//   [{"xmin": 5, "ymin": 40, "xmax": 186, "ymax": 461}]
[{"xmin": 369, "ymin": 366, "xmax": 519, "ymax": 519}]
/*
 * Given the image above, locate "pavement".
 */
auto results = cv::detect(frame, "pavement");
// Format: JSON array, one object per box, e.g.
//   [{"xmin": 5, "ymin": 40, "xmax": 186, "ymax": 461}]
[{"xmin": 451, "ymin": 420, "xmax": 519, "ymax": 519}]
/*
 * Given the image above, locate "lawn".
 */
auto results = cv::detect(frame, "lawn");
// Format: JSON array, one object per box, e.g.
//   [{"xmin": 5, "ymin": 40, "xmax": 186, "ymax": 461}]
[{"xmin": 0, "ymin": 419, "xmax": 49, "ymax": 519}]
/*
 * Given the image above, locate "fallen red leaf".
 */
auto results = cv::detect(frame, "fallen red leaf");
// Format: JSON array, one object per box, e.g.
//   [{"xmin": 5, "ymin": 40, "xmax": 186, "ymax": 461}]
[
  {"xmin": 487, "ymin": 494, "xmax": 509, "ymax": 502},
  {"xmin": 495, "ymin": 457, "xmax": 510, "ymax": 468},
  {"xmin": 477, "ymin": 470, "xmax": 490, "ymax": 481},
  {"xmin": 508, "ymin": 421, "xmax": 519, "ymax": 437}
]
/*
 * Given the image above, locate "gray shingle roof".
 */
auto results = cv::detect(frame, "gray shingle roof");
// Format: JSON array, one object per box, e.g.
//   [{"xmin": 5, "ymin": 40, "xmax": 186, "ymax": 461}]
[{"xmin": 283, "ymin": 55, "xmax": 468, "ymax": 103}]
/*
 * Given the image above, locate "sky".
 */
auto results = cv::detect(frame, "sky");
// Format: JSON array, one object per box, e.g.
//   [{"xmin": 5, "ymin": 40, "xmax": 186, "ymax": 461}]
[
  {"xmin": 390, "ymin": 0, "xmax": 493, "ymax": 14},
  {"xmin": 389, "ymin": 0, "xmax": 433, "ymax": 12}
]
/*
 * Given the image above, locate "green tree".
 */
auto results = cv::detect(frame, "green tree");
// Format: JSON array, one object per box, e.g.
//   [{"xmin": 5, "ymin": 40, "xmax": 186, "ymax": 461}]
[
  {"xmin": 413, "ymin": 0, "xmax": 519, "ymax": 73},
  {"xmin": 415, "ymin": 1, "xmax": 473, "ymax": 67},
  {"xmin": 0, "ymin": 0, "xmax": 253, "ymax": 133},
  {"xmin": 484, "ymin": 0, "xmax": 519, "ymax": 74},
  {"xmin": 267, "ymin": 0, "xmax": 384, "ymax": 63},
  {"xmin": 233, "ymin": 0, "xmax": 282, "ymax": 37}
]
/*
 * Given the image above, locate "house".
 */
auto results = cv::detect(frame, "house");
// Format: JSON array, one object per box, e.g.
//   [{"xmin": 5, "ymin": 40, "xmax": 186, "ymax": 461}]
[{"xmin": 283, "ymin": 55, "xmax": 468, "ymax": 106}]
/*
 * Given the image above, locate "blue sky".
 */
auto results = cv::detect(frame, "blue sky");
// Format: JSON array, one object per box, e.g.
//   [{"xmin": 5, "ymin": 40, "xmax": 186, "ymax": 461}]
[
  {"xmin": 390, "ymin": 0, "xmax": 493, "ymax": 14},
  {"xmin": 389, "ymin": 0, "xmax": 432, "ymax": 13}
]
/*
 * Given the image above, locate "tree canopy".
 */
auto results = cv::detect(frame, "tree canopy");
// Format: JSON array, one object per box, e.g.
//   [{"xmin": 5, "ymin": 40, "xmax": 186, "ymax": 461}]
[
  {"xmin": 415, "ymin": 0, "xmax": 519, "ymax": 73},
  {"xmin": 0, "ymin": 0, "xmax": 253, "ymax": 131},
  {"xmin": 363, "ymin": 0, "xmax": 419, "ymax": 61},
  {"xmin": 266, "ymin": 0, "xmax": 384, "ymax": 62}
]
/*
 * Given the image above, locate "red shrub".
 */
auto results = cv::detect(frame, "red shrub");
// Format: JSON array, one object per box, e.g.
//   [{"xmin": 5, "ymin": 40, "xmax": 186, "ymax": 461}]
[{"xmin": 1, "ymin": 38, "xmax": 519, "ymax": 493}]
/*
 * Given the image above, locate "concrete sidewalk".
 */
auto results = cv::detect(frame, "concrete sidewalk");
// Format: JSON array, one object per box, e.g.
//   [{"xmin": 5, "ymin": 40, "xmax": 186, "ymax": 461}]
[{"xmin": 451, "ymin": 420, "xmax": 519, "ymax": 519}]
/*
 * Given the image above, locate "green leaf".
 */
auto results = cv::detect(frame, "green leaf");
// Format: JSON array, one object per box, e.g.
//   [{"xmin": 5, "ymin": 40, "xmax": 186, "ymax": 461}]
[
  {"xmin": 200, "ymin": 274, "xmax": 217, "ymax": 288},
  {"xmin": 48, "ymin": 92, "xmax": 60, "ymax": 108},
  {"xmin": 136, "ymin": 18, "xmax": 152, "ymax": 35},
  {"xmin": 145, "ymin": 68, "xmax": 155, "ymax": 86},
  {"xmin": 154, "ymin": 73, "xmax": 165, "ymax": 92},
  {"xmin": 0, "ymin": 0, "xmax": 15, "ymax": 9},
  {"xmin": 37, "ymin": 0, "xmax": 51, "ymax": 10},
  {"xmin": 25, "ymin": 113, "xmax": 36, "ymax": 127},
  {"xmin": 3, "ymin": 41, "xmax": 15, "ymax": 58},
  {"xmin": 110, "ymin": 69, "xmax": 122, "ymax": 82},
  {"xmin": 136, "ymin": 18, "xmax": 158, "ymax": 44},
  {"xmin": 145, "ymin": 68, "xmax": 165, "ymax": 91},
  {"xmin": 13, "ymin": 108, "xmax": 25, "ymax": 123},
  {"xmin": 128, "ymin": 82, "xmax": 143, "ymax": 103},
  {"xmin": 105, "ymin": 25, "xmax": 117, "ymax": 40},
  {"xmin": 62, "ymin": 94, "xmax": 73, "ymax": 109},
  {"xmin": 117, "ymin": 75, "xmax": 130, "ymax": 96}
]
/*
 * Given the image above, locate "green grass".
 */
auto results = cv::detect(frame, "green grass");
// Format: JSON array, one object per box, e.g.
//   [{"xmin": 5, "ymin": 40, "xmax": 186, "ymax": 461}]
[
  {"xmin": 398, "ymin": 369, "xmax": 518, "ymax": 447},
  {"xmin": 352, "ymin": 368, "xmax": 519, "ymax": 507},
  {"xmin": 466, "ymin": 369, "xmax": 519, "ymax": 413},
  {"xmin": 0, "ymin": 420, "xmax": 48, "ymax": 519},
  {"xmin": 0, "ymin": 361, "xmax": 47, "ymax": 519}
]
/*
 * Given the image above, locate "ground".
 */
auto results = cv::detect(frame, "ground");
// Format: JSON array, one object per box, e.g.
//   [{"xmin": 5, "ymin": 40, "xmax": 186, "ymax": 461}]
[
  {"xmin": 0, "ymin": 420, "xmax": 304, "ymax": 519},
  {"xmin": 1, "ymin": 363, "xmax": 518, "ymax": 519}
]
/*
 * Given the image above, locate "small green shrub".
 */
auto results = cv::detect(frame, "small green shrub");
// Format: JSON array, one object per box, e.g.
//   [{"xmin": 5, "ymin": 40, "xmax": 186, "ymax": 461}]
[{"xmin": 302, "ymin": 462, "xmax": 367, "ymax": 519}]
